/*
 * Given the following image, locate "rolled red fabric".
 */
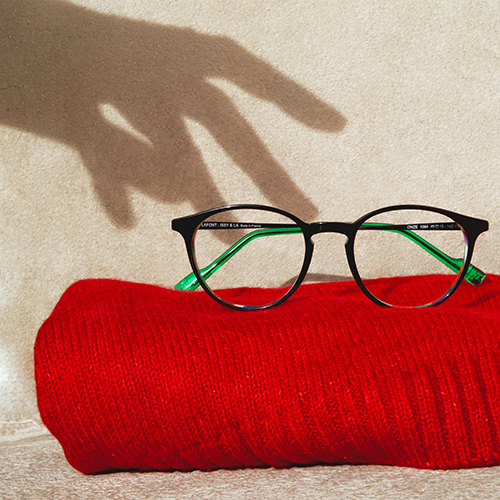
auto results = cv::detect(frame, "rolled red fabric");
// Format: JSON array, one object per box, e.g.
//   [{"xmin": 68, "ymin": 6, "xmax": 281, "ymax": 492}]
[{"xmin": 35, "ymin": 276, "xmax": 500, "ymax": 474}]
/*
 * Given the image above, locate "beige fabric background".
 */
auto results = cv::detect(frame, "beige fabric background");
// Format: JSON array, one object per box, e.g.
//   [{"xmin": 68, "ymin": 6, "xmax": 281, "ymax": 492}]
[
  {"xmin": 1, "ymin": 0, "xmax": 499, "ymax": 445},
  {"xmin": 1, "ymin": 435, "xmax": 500, "ymax": 500}
]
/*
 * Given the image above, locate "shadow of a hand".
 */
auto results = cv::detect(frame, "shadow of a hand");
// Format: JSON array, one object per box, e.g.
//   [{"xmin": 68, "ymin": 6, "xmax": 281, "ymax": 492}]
[{"xmin": 1, "ymin": 0, "xmax": 346, "ymax": 226}]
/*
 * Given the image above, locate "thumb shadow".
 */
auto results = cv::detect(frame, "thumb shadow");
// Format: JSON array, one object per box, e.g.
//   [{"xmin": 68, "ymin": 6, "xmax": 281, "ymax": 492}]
[{"xmin": 0, "ymin": 0, "xmax": 346, "ymax": 227}]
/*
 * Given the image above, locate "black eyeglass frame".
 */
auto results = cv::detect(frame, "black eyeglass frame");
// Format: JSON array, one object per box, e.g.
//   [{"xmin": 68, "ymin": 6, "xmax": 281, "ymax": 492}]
[{"xmin": 172, "ymin": 204, "xmax": 489, "ymax": 311}]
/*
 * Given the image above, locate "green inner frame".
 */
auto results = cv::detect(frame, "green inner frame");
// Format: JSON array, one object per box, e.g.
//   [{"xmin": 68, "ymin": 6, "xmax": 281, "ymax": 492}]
[{"xmin": 175, "ymin": 224, "xmax": 485, "ymax": 291}]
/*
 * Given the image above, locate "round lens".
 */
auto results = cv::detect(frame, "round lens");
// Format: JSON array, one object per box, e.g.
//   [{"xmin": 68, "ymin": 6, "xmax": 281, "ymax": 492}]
[
  {"xmin": 353, "ymin": 208, "xmax": 467, "ymax": 307},
  {"xmin": 193, "ymin": 208, "xmax": 307, "ymax": 308}
]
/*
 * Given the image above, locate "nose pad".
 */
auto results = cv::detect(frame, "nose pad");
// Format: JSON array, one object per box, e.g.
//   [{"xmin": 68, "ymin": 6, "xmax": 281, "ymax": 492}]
[{"xmin": 306, "ymin": 234, "xmax": 352, "ymax": 284}]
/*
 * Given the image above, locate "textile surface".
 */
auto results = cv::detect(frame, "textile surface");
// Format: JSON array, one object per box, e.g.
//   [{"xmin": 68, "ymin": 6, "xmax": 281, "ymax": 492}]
[
  {"xmin": 3, "ymin": 435, "xmax": 500, "ymax": 500},
  {"xmin": 1, "ymin": 0, "xmax": 499, "ymax": 438},
  {"xmin": 36, "ymin": 276, "xmax": 500, "ymax": 474},
  {"xmin": 2, "ymin": 0, "xmax": 500, "ymax": 497}
]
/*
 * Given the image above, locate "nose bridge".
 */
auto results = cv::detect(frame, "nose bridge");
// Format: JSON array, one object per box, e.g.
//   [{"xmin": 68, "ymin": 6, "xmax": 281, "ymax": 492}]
[
  {"xmin": 312, "ymin": 221, "xmax": 353, "ymax": 237},
  {"xmin": 306, "ymin": 222, "xmax": 353, "ymax": 281}
]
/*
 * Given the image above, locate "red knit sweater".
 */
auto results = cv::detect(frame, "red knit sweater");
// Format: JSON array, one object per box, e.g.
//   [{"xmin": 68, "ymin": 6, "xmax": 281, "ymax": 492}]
[{"xmin": 35, "ymin": 275, "xmax": 500, "ymax": 474}]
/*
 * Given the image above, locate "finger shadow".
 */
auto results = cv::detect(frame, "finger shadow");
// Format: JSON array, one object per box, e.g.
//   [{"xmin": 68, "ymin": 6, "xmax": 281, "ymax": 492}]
[{"xmin": 1, "ymin": 0, "xmax": 346, "ymax": 228}]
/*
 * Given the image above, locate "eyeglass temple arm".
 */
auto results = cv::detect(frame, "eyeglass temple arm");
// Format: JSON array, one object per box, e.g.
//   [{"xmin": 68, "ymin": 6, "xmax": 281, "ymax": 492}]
[
  {"xmin": 175, "ymin": 227, "xmax": 301, "ymax": 291},
  {"xmin": 175, "ymin": 225, "xmax": 486, "ymax": 291},
  {"xmin": 360, "ymin": 223, "xmax": 485, "ymax": 286}
]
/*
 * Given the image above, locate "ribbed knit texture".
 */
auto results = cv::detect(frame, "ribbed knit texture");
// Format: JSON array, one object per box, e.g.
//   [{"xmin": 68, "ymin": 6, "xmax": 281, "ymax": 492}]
[{"xmin": 35, "ymin": 276, "xmax": 500, "ymax": 474}]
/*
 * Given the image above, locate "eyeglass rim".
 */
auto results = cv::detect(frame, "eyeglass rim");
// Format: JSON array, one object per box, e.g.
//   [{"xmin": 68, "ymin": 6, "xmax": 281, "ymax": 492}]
[
  {"xmin": 173, "ymin": 204, "xmax": 312, "ymax": 310},
  {"xmin": 171, "ymin": 204, "xmax": 489, "ymax": 311},
  {"xmin": 348, "ymin": 205, "xmax": 482, "ymax": 308}
]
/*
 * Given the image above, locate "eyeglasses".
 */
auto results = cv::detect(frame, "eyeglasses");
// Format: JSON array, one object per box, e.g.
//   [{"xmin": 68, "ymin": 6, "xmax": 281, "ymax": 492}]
[{"xmin": 172, "ymin": 204, "xmax": 489, "ymax": 310}]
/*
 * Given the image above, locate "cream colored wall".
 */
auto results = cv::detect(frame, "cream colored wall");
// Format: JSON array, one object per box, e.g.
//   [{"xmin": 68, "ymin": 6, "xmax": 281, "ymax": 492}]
[{"xmin": 1, "ymin": 0, "xmax": 499, "ymax": 437}]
